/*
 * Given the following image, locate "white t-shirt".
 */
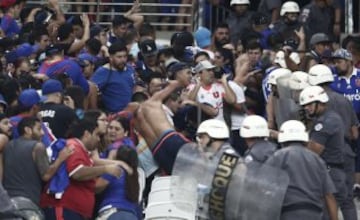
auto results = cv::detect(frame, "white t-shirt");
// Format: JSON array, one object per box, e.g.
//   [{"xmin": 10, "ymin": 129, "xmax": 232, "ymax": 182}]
[
  {"xmin": 228, "ymin": 81, "xmax": 246, "ymax": 130},
  {"xmin": 196, "ymin": 82, "xmax": 226, "ymax": 121}
]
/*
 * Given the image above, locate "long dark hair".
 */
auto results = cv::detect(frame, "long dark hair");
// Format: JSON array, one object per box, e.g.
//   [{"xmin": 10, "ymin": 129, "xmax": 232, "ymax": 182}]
[{"xmin": 115, "ymin": 146, "xmax": 139, "ymax": 203}]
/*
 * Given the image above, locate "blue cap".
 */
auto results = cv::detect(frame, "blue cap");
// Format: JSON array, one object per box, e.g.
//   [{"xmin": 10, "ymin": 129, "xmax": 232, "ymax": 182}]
[
  {"xmin": 168, "ymin": 62, "xmax": 190, "ymax": 80},
  {"xmin": 332, "ymin": 48, "xmax": 353, "ymax": 61},
  {"xmin": 18, "ymin": 89, "xmax": 45, "ymax": 108},
  {"xmin": 42, "ymin": 79, "xmax": 64, "ymax": 95},
  {"xmin": 194, "ymin": 27, "xmax": 211, "ymax": 49},
  {"xmin": 78, "ymin": 53, "xmax": 96, "ymax": 63},
  {"xmin": 16, "ymin": 43, "xmax": 36, "ymax": 58}
]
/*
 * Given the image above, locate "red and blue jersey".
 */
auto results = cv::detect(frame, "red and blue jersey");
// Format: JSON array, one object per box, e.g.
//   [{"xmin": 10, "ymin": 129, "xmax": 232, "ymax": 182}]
[
  {"xmin": 330, "ymin": 66, "xmax": 360, "ymax": 116},
  {"xmin": 38, "ymin": 59, "xmax": 89, "ymax": 94}
]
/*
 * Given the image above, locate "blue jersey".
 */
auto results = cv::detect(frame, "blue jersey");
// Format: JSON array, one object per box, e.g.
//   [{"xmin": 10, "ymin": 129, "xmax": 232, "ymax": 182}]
[
  {"xmin": 91, "ymin": 64, "xmax": 135, "ymax": 113},
  {"xmin": 38, "ymin": 59, "xmax": 89, "ymax": 94},
  {"xmin": 1, "ymin": 14, "xmax": 20, "ymax": 38},
  {"xmin": 99, "ymin": 172, "xmax": 139, "ymax": 215},
  {"xmin": 262, "ymin": 66, "xmax": 279, "ymax": 102},
  {"xmin": 330, "ymin": 67, "xmax": 360, "ymax": 115}
]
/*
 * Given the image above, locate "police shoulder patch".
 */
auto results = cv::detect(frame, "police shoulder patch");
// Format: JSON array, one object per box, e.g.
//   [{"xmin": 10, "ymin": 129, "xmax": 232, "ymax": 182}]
[{"xmin": 314, "ymin": 123, "xmax": 323, "ymax": 131}]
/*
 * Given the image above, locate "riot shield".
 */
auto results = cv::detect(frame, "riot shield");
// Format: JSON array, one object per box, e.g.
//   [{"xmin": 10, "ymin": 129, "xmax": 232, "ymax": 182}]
[
  {"xmin": 275, "ymin": 75, "xmax": 302, "ymax": 125},
  {"xmin": 172, "ymin": 143, "xmax": 289, "ymax": 220}
]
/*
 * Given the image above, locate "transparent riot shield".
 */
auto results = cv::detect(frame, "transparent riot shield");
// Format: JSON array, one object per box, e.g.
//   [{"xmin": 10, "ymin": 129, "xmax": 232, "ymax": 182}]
[
  {"xmin": 172, "ymin": 143, "xmax": 289, "ymax": 220},
  {"xmin": 226, "ymin": 161, "xmax": 289, "ymax": 220},
  {"xmin": 275, "ymin": 75, "xmax": 301, "ymax": 125}
]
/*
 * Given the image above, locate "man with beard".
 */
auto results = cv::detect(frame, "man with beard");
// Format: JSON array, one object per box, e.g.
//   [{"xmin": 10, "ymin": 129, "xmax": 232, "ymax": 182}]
[
  {"xmin": 330, "ymin": 49, "xmax": 360, "ymax": 117},
  {"xmin": 91, "ymin": 41, "xmax": 135, "ymax": 113},
  {"xmin": 273, "ymin": 1, "xmax": 302, "ymax": 41},
  {"xmin": 211, "ymin": 23, "xmax": 230, "ymax": 51}
]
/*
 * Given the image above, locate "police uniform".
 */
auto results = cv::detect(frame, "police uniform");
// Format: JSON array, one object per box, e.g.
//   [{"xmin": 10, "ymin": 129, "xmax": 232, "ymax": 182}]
[
  {"xmin": 266, "ymin": 143, "xmax": 336, "ymax": 220},
  {"xmin": 272, "ymin": 19, "xmax": 302, "ymax": 41},
  {"xmin": 309, "ymin": 109, "xmax": 349, "ymax": 218},
  {"xmin": 326, "ymin": 90, "xmax": 359, "ymax": 220},
  {"xmin": 226, "ymin": 10, "xmax": 253, "ymax": 45},
  {"xmin": 257, "ymin": 0, "xmax": 282, "ymax": 22},
  {"xmin": 244, "ymin": 139, "xmax": 276, "ymax": 164},
  {"xmin": 299, "ymin": 2, "xmax": 335, "ymax": 42}
]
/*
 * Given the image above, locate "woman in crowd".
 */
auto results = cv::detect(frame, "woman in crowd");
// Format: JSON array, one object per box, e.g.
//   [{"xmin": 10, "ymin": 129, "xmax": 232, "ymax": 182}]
[{"xmin": 96, "ymin": 146, "xmax": 140, "ymax": 220}]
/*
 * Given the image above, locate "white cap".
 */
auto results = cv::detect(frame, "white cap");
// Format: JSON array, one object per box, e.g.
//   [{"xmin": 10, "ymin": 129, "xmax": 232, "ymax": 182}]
[
  {"xmin": 308, "ymin": 64, "xmax": 334, "ymax": 85},
  {"xmin": 288, "ymin": 71, "xmax": 310, "ymax": 90},
  {"xmin": 280, "ymin": 1, "xmax": 300, "ymax": 16},
  {"xmin": 197, "ymin": 119, "xmax": 229, "ymax": 139},
  {"xmin": 240, "ymin": 115, "xmax": 269, "ymax": 138},
  {"xmin": 299, "ymin": 85, "xmax": 329, "ymax": 105},
  {"xmin": 194, "ymin": 60, "xmax": 216, "ymax": 73},
  {"xmin": 278, "ymin": 120, "xmax": 309, "ymax": 143},
  {"xmin": 268, "ymin": 68, "xmax": 292, "ymax": 85},
  {"xmin": 230, "ymin": 0, "xmax": 250, "ymax": 6}
]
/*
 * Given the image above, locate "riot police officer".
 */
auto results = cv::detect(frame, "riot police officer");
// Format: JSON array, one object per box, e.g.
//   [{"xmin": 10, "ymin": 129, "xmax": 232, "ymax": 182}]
[
  {"xmin": 266, "ymin": 120, "xmax": 338, "ymax": 220},
  {"xmin": 240, "ymin": 115, "xmax": 276, "ymax": 163}
]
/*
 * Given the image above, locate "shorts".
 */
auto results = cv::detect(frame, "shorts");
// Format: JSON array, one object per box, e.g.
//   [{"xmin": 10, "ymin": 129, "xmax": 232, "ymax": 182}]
[{"xmin": 151, "ymin": 129, "xmax": 190, "ymax": 175}]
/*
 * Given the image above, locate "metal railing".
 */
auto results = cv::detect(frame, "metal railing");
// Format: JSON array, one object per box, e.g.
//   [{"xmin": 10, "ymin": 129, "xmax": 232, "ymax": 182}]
[{"xmin": 27, "ymin": 0, "xmax": 197, "ymax": 30}]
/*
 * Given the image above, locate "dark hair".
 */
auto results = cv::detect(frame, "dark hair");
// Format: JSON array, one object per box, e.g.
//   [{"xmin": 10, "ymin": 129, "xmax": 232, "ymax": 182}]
[
  {"xmin": 108, "ymin": 41, "xmax": 128, "ymax": 55},
  {"xmin": 131, "ymin": 92, "xmax": 149, "ymax": 103},
  {"xmin": 115, "ymin": 146, "xmax": 139, "ymax": 203},
  {"xmin": 18, "ymin": 116, "xmax": 40, "ymax": 136},
  {"xmin": 112, "ymin": 116, "xmax": 130, "ymax": 134},
  {"xmin": 85, "ymin": 38, "xmax": 101, "ymax": 55},
  {"xmin": 157, "ymin": 47, "xmax": 174, "ymax": 59},
  {"xmin": 83, "ymin": 109, "xmax": 105, "ymax": 122},
  {"xmin": 194, "ymin": 51, "xmax": 210, "ymax": 62},
  {"xmin": 66, "ymin": 119, "xmax": 97, "ymax": 139},
  {"xmin": 214, "ymin": 23, "xmax": 229, "ymax": 32},
  {"xmin": 112, "ymin": 15, "xmax": 131, "ymax": 27},
  {"xmin": 216, "ymin": 48, "xmax": 234, "ymax": 65},
  {"xmin": 245, "ymin": 40, "xmax": 263, "ymax": 51},
  {"xmin": 71, "ymin": 15, "xmax": 83, "ymax": 27},
  {"xmin": 64, "ymin": 85, "xmax": 85, "ymax": 109},
  {"xmin": 57, "ymin": 23, "xmax": 73, "ymax": 41},
  {"xmin": 31, "ymin": 27, "xmax": 49, "ymax": 44},
  {"xmin": 139, "ymin": 22, "xmax": 155, "ymax": 38}
]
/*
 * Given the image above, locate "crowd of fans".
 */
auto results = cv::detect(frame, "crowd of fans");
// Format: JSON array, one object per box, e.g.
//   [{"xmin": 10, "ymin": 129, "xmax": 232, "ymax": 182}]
[{"xmin": 0, "ymin": 0, "xmax": 360, "ymax": 219}]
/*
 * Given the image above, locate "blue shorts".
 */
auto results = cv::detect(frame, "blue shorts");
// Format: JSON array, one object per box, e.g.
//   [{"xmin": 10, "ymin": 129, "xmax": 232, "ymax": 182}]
[{"xmin": 151, "ymin": 130, "xmax": 190, "ymax": 175}]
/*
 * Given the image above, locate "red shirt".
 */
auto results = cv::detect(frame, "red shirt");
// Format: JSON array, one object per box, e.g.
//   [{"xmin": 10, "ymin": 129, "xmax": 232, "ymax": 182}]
[{"xmin": 40, "ymin": 138, "xmax": 95, "ymax": 218}]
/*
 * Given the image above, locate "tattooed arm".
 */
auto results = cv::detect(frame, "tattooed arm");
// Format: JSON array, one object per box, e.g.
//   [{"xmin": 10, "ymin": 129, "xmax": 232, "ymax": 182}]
[{"xmin": 33, "ymin": 142, "xmax": 73, "ymax": 182}]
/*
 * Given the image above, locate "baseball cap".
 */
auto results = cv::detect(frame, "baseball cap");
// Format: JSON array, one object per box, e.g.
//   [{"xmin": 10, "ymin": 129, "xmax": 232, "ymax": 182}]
[
  {"xmin": 78, "ymin": 53, "xmax": 96, "ymax": 63},
  {"xmin": 332, "ymin": 48, "xmax": 353, "ymax": 61},
  {"xmin": 310, "ymin": 33, "xmax": 331, "ymax": 46},
  {"xmin": 139, "ymin": 39, "xmax": 157, "ymax": 56},
  {"xmin": 16, "ymin": 43, "xmax": 37, "ymax": 58},
  {"xmin": 42, "ymin": 79, "xmax": 64, "ymax": 95},
  {"xmin": 18, "ymin": 89, "xmax": 45, "ymax": 108},
  {"xmin": 171, "ymin": 32, "xmax": 194, "ymax": 47},
  {"xmin": 194, "ymin": 27, "xmax": 211, "ymax": 49},
  {"xmin": 194, "ymin": 60, "xmax": 216, "ymax": 73},
  {"xmin": 168, "ymin": 62, "xmax": 190, "ymax": 80}
]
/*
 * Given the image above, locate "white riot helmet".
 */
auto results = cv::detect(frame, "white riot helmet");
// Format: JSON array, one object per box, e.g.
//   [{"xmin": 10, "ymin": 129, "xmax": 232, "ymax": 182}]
[
  {"xmin": 197, "ymin": 119, "xmax": 229, "ymax": 139},
  {"xmin": 240, "ymin": 115, "xmax": 269, "ymax": 138},
  {"xmin": 278, "ymin": 120, "xmax": 309, "ymax": 143},
  {"xmin": 268, "ymin": 68, "xmax": 292, "ymax": 85},
  {"xmin": 308, "ymin": 64, "xmax": 334, "ymax": 85},
  {"xmin": 230, "ymin": 0, "xmax": 250, "ymax": 6},
  {"xmin": 280, "ymin": 1, "xmax": 300, "ymax": 16},
  {"xmin": 288, "ymin": 71, "xmax": 310, "ymax": 90},
  {"xmin": 299, "ymin": 85, "xmax": 329, "ymax": 106},
  {"xmin": 274, "ymin": 51, "xmax": 301, "ymax": 68}
]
